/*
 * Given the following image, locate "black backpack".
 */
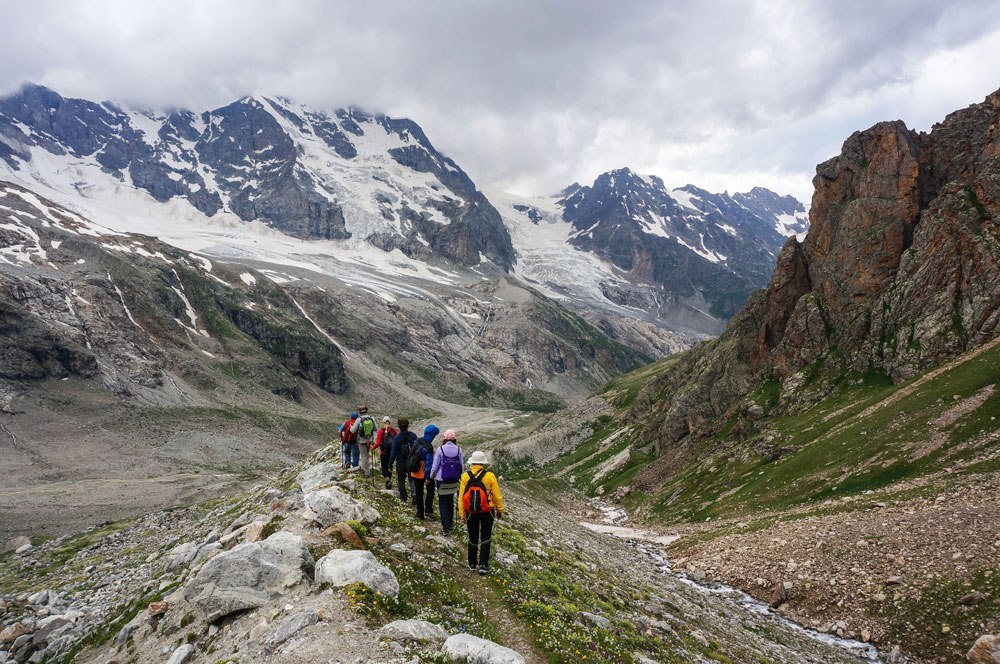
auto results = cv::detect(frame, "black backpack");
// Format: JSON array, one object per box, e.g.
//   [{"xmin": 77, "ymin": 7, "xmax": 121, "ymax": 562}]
[
  {"xmin": 407, "ymin": 438, "xmax": 430, "ymax": 473},
  {"xmin": 396, "ymin": 431, "xmax": 415, "ymax": 465}
]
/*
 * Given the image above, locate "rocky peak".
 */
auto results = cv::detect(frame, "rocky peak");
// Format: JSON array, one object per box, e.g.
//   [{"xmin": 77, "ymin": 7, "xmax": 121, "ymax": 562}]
[
  {"xmin": 557, "ymin": 167, "xmax": 808, "ymax": 320},
  {"xmin": 0, "ymin": 84, "xmax": 515, "ymax": 270}
]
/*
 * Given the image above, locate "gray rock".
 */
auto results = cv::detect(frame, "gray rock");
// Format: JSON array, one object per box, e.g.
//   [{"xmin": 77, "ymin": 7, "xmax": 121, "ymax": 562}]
[
  {"xmin": 183, "ymin": 532, "xmax": 314, "ymax": 622},
  {"xmin": 167, "ymin": 643, "xmax": 195, "ymax": 664},
  {"xmin": 167, "ymin": 542, "xmax": 199, "ymax": 570},
  {"xmin": 968, "ymin": 635, "xmax": 1000, "ymax": 664},
  {"xmin": 314, "ymin": 549, "xmax": 399, "ymax": 598},
  {"xmin": 579, "ymin": 611, "xmax": 611, "ymax": 629},
  {"xmin": 303, "ymin": 487, "xmax": 380, "ymax": 527},
  {"xmin": 379, "ymin": 619, "xmax": 449, "ymax": 644},
  {"xmin": 266, "ymin": 610, "xmax": 319, "ymax": 646},
  {"xmin": 2, "ymin": 536, "xmax": 30, "ymax": 554},
  {"xmin": 14, "ymin": 544, "xmax": 33, "ymax": 556},
  {"xmin": 442, "ymin": 634, "xmax": 525, "ymax": 663},
  {"xmin": 296, "ymin": 462, "xmax": 341, "ymax": 492}
]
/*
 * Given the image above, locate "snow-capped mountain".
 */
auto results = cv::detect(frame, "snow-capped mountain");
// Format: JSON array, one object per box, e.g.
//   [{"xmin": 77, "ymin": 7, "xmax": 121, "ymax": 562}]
[
  {"xmin": 0, "ymin": 84, "xmax": 514, "ymax": 270},
  {"xmin": 496, "ymin": 168, "xmax": 809, "ymax": 327},
  {"xmin": 0, "ymin": 85, "xmax": 807, "ymax": 338}
]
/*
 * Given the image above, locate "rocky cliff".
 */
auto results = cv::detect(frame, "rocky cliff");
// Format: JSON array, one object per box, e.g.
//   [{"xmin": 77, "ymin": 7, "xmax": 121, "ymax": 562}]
[{"xmin": 630, "ymin": 89, "xmax": 1000, "ymax": 449}]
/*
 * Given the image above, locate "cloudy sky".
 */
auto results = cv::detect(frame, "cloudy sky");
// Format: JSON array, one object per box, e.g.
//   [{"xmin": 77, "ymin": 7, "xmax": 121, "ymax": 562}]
[{"xmin": 3, "ymin": 0, "xmax": 1000, "ymax": 203}]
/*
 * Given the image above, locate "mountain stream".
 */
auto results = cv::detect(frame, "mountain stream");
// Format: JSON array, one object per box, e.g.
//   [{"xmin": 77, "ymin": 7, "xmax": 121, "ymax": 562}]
[{"xmin": 580, "ymin": 503, "xmax": 883, "ymax": 662}]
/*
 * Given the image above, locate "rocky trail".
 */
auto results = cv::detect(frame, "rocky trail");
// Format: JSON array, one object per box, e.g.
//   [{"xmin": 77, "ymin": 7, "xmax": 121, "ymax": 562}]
[{"xmin": 0, "ymin": 442, "xmax": 886, "ymax": 664}]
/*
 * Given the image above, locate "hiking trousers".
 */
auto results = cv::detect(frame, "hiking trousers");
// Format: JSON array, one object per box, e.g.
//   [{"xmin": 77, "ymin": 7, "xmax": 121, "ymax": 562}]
[
  {"xmin": 395, "ymin": 465, "xmax": 409, "ymax": 502},
  {"xmin": 358, "ymin": 443, "xmax": 371, "ymax": 476},
  {"xmin": 424, "ymin": 479, "xmax": 436, "ymax": 517},
  {"xmin": 438, "ymin": 490, "xmax": 455, "ymax": 534},
  {"xmin": 379, "ymin": 454, "xmax": 391, "ymax": 480},
  {"xmin": 466, "ymin": 511, "xmax": 495, "ymax": 569},
  {"xmin": 413, "ymin": 477, "xmax": 426, "ymax": 518}
]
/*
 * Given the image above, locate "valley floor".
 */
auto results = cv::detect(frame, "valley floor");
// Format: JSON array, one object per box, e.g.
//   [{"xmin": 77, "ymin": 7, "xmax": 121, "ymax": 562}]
[{"xmin": 614, "ymin": 468, "xmax": 1000, "ymax": 663}]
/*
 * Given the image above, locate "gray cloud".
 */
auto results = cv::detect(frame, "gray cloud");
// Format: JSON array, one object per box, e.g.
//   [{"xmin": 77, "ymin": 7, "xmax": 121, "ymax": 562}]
[{"xmin": 2, "ymin": 0, "xmax": 999, "ymax": 202}]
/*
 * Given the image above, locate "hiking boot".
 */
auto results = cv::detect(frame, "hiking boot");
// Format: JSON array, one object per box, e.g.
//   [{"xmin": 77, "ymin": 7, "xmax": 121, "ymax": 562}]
[
  {"xmin": 477, "ymin": 566, "xmax": 489, "ymax": 575},
  {"xmin": 384, "ymin": 480, "xmax": 392, "ymax": 490},
  {"xmin": 468, "ymin": 564, "xmax": 477, "ymax": 571}
]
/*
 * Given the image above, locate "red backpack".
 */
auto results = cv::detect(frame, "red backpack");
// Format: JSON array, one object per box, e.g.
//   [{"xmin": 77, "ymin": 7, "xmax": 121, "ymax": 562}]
[{"xmin": 462, "ymin": 468, "xmax": 492, "ymax": 514}]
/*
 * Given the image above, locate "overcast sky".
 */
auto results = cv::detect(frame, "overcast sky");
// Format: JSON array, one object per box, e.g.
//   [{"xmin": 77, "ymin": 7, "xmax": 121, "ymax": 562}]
[{"xmin": 3, "ymin": 0, "xmax": 1000, "ymax": 203}]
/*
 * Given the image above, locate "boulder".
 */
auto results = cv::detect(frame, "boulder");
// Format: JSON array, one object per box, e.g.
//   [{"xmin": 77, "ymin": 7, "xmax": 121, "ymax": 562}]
[
  {"xmin": 183, "ymin": 532, "xmax": 314, "ymax": 622},
  {"xmin": 379, "ymin": 619, "xmax": 449, "ymax": 644},
  {"xmin": 297, "ymin": 462, "xmax": 341, "ymax": 492},
  {"xmin": 442, "ymin": 633, "xmax": 526, "ymax": 663},
  {"xmin": 315, "ymin": 549, "xmax": 399, "ymax": 598},
  {"xmin": 303, "ymin": 487, "xmax": 380, "ymax": 527},
  {"xmin": 968, "ymin": 635, "xmax": 1000, "ymax": 664}
]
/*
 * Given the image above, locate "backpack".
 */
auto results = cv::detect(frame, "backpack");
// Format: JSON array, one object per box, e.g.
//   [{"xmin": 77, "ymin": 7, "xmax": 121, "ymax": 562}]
[
  {"xmin": 342, "ymin": 420, "xmax": 357, "ymax": 444},
  {"xmin": 440, "ymin": 447, "xmax": 462, "ymax": 483},
  {"xmin": 462, "ymin": 468, "xmax": 492, "ymax": 514},
  {"xmin": 407, "ymin": 439, "xmax": 429, "ymax": 473},
  {"xmin": 396, "ymin": 431, "xmax": 415, "ymax": 465},
  {"xmin": 359, "ymin": 416, "xmax": 376, "ymax": 438}
]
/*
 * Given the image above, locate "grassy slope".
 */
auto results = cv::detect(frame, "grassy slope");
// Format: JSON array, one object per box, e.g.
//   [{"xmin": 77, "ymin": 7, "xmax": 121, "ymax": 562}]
[{"xmin": 538, "ymin": 340, "xmax": 1000, "ymax": 524}]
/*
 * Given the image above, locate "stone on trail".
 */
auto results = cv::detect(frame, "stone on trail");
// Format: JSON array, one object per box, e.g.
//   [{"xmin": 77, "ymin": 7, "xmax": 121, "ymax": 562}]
[
  {"xmin": 380, "ymin": 619, "xmax": 449, "ymax": 644},
  {"xmin": 442, "ymin": 633, "xmax": 526, "ymax": 664},
  {"xmin": 303, "ymin": 487, "xmax": 380, "ymax": 527},
  {"xmin": 297, "ymin": 461, "xmax": 341, "ymax": 492},
  {"xmin": 183, "ymin": 532, "xmax": 314, "ymax": 622},
  {"xmin": 967, "ymin": 635, "xmax": 1000, "ymax": 664},
  {"xmin": 0, "ymin": 622, "xmax": 27, "ymax": 644},
  {"xmin": 319, "ymin": 522, "xmax": 366, "ymax": 549},
  {"xmin": 266, "ymin": 610, "xmax": 319, "ymax": 646},
  {"xmin": 314, "ymin": 549, "xmax": 399, "ymax": 598},
  {"xmin": 167, "ymin": 643, "xmax": 195, "ymax": 664}
]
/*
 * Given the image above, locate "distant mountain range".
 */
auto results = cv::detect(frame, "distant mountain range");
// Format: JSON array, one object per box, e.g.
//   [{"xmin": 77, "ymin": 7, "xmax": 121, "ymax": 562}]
[{"xmin": 0, "ymin": 83, "xmax": 807, "ymax": 335}]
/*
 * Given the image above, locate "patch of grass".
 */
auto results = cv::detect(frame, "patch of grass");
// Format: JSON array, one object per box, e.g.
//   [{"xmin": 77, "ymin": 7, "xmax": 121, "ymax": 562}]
[{"xmin": 872, "ymin": 566, "xmax": 998, "ymax": 662}]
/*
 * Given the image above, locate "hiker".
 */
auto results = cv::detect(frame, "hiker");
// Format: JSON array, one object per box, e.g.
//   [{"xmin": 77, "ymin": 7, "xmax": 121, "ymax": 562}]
[
  {"xmin": 350, "ymin": 406, "xmax": 377, "ymax": 478},
  {"xmin": 408, "ymin": 425, "xmax": 438, "ymax": 519},
  {"xmin": 340, "ymin": 412, "xmax": 358, "ymax": 469},
  {"xmin": 459, "ymin": 450, "xmax": 504, "ymax": 574},
  {"xmin": 374, "ymin": 416, "xmax": 397, "ymax": 490},
  {"xmin": 388, "ymin": 418, "xmax": 417, "ymax": 502},
  {"xmin": 427, "ymin": 429, "xmax": 464, "ymax": 535}
]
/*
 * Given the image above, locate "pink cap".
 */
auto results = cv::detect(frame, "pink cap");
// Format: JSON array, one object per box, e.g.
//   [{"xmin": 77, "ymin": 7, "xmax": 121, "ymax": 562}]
[{"xmin": 443, "ymin": 429, "xmax": 457, "ymax": 441}]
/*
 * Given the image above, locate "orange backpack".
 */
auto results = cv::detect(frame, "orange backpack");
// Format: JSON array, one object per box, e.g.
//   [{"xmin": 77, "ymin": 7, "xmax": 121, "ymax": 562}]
[{"xmin": 462, "ymin": 468, "xmax": 492, "ymax": 514}]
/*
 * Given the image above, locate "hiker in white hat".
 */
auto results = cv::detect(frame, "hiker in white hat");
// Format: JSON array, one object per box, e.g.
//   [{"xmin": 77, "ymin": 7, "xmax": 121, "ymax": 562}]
[{"xmin": 458, "ymin": 450, "xmax": 505, "ymax": 575}]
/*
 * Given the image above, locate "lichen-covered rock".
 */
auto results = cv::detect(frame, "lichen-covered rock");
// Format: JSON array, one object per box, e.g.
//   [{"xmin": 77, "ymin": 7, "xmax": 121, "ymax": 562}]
[
  {"xmin": 968, "ymin": 635, "xmax": 1000, "ymax": 664},
  {"xmin": 379, "ymin": 619, "xmax": 449, "ymax": 644},
  {"xmin": 183, "ymin": 532, "xmax": 313, "ymax": 622},
  {"xmin": 314, "ymin": 549, "xmax": 399, "ymax": 598},
  {"xmin": 442, "ymin": 633, "xmax": 526, "ymax": 663},
  {"xmin": 303, "ymin": 487, "xmax": 380, "ymax": 527},
  {"xmin": 297, "ymin": 462, "xmax": 341, "ymax": 492}
]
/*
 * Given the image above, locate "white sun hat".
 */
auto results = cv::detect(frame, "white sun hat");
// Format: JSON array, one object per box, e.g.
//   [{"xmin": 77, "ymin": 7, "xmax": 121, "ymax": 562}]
[{"xmin": 468, "ymin": 450, "xmax": 489, "ymax": 465}]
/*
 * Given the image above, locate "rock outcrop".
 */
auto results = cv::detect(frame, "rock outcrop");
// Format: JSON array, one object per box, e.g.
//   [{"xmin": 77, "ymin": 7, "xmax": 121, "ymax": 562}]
[
  {"xmin": 631, "ymin": 89, "xmax": 1000, "ymax": 451},
  {"xmin": 183, "ymin": 532, "xmax": 314, "ymax": 621}
]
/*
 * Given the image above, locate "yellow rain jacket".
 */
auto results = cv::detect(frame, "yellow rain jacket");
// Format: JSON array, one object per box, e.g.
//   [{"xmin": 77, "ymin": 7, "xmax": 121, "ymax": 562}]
[{"xmin": 458, "ymin": 464, "xmax": 504, "ymax": 520}]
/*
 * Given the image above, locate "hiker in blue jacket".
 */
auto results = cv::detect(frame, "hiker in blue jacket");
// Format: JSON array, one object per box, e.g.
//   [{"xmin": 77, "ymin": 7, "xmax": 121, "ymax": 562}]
[
  {"xmin": 427, "ymin": 429, "xmax": 464, "ymax": 535},
  {"xmin": 410, "ymin": 424, "xmax": 438, "ymax": 519},
  {"xmin": 388, "ymin": 417, "xmax": 417, "ymax": 503}
]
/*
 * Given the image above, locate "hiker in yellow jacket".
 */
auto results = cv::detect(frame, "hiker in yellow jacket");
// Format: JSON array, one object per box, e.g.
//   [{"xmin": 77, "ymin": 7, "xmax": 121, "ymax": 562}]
[{"xmin": 458, "ymin": 450, "xmax": 504, "ymax": 575}]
